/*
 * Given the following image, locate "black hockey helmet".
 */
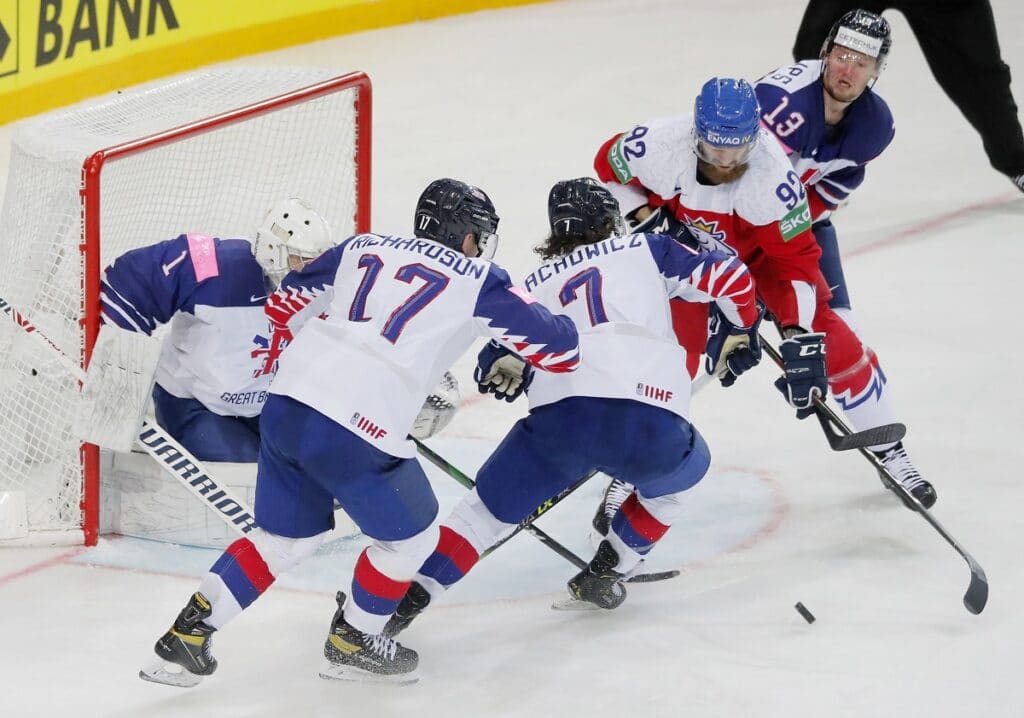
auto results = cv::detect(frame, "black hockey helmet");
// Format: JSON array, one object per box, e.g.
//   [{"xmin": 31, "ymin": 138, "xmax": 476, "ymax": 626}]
[
  {"xmin": 414, "ymin": 178, "xmax": 500, "ymax": 258},
  {"xmin": 547, "ymin": 177, "xmax": 623, "ymax": 240},
  {"xmin": 822, "ymin": 9, "xmax": 892, "ymax": 72}
]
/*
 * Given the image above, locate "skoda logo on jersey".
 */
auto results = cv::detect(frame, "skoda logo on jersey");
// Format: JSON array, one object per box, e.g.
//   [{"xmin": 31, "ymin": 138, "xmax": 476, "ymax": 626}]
[{"xmin": 705, "ymin": 131, "xmax": 753, "ymax": 146}]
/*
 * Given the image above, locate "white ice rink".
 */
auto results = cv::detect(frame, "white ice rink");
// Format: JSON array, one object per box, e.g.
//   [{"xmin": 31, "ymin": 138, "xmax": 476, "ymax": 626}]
[{"xmin": 2, "ymin": 1, "xmax": 1023, "ymax": 716}]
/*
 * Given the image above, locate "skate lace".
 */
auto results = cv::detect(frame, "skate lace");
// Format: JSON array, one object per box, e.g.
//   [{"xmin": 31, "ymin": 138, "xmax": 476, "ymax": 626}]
[
  {"xmin": 602, "ymin": 480, "xmax": 633, "ymax": 519},
  {"xmin": 1013, "ymin": 174, "xmax": 1024, "ymax": 192},
  {"xmin": 368, "ymin": 632, "xmax": 398, "ymax": 661},
  {"xmin": 882, "ymin": 448, "xmax": 926, "ymax": 491}
]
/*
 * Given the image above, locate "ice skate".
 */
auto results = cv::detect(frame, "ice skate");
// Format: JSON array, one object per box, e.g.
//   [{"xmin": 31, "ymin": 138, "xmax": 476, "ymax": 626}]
[
  {"xmin": 382, "ymin": 581, "xmax": 431, "ymax": 638},
  {"xmin": 875, "ymin": 442, "xmax": 937, "ymax": 509},
  {"xmin": 319, "ymin": 592, "xmax": 419, "ymax": 685},
  {"xmin": 554, "ymin": 540, "xmax": 627, "ymax": 611},
  {"xmin": 589, "ymin": 478, "xmax": 633, "ymax": 549},
  {"xmin": 139, "ymin": 592, "xmax": 217, "ymax": 688}
]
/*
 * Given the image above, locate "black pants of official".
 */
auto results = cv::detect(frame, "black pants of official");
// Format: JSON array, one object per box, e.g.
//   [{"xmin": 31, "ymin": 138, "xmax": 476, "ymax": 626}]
[{"xmin": 793, "ymin": 0, "xmax": 1024, "ymax": 178}]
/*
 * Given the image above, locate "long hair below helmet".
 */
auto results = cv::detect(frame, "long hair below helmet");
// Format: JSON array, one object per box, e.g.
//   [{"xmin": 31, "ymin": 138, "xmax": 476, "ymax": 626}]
[{"xmin": 537, "ymin": 177, "xmax": 623, "ymax": 260}]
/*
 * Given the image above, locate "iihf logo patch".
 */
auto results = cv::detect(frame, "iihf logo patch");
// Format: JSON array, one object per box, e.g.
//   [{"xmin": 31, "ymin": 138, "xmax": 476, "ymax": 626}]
[
  {"xmin": 351, "ymin": 412, "xmax": 388, "ymax": 440},
  {"xmin": 637, "ymin": 382, "xmax": 674, "ymax": 403}
]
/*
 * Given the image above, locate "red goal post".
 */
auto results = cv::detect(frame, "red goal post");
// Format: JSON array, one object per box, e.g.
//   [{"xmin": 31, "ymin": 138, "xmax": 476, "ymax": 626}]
[{"xmin": 0, "ymin": 68, "xmax": 372, "ymax": 546}]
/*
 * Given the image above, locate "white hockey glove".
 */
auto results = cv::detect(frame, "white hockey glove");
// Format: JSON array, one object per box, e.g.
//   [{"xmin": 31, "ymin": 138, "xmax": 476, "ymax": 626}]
[
  {"xmin": 410, "ymin": 371, "xmax": 460, "ymax": 440},
  {"xmin": 704, "ymin": 303, "xmax": 764, "ymax": 387},
  {"xmin": 474, "ymin": 340, "xmax": 534, "ymax": 402},
  {"xmin": 74, "ymin": 324, "xmax": 163, "ymax": 452}
]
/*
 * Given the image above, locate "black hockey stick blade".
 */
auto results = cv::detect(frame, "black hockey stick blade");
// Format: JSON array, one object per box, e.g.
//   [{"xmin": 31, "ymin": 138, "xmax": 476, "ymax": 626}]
[
  {"xmin": 815, "ymin": 410, "xmax": 906, "ymax": 451},
  {"xmin": 963, "ymin": 559, "xmax": 989, "ymax": 615},
  {"xmin": 868, "ymin": 440, "xmax": 989, "ymax": 614},
  {"xmin": 627, "ymin": 569, "xmax": 681, "ymax": 583}
]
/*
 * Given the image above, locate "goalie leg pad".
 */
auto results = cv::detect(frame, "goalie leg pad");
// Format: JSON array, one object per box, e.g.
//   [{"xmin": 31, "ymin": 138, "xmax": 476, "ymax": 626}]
[{"xmin": 74, "ymin": 324, "xmax": 163, "ymax": 452}]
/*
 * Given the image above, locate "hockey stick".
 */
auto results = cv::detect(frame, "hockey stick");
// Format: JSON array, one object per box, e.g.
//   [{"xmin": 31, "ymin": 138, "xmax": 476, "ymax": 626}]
[
  {"xmin": 0, "ymin": 295, "xmax": 257, "ymax": 536},
  {"xmin": 761, "ymin": 336, "xmax": 987, "ymax": 614},
  {"xmin": 813, "ymin": 398, "xmax": 986, "ymax": 614},
  {"xmin": 413, "ymin": 438, "xmax": 680, "ymax": 583},
  {"xmin": 761, "ymin": 337, "xmax": 906, "ymax": 450}
]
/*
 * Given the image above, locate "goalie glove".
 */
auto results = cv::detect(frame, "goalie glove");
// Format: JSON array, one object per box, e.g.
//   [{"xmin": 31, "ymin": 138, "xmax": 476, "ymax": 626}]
[
  {"xmin": 410, "ymin": 371, "xmax": 460, "ymax": 440},
  {"xmin": 773, "ymin": 332, "xmax": 827, "ymax": 419},
  {"xmin": 474, "ymin": 340, "xmax": 534, "ymax": 402},
  {"xmin": 704, "ymin": 303, "xmax": 764, "ymax": 387}
]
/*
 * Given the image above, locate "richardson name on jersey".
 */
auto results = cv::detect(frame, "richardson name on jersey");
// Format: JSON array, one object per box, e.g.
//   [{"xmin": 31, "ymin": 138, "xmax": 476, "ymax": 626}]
[
  {"xmin": 524, "ymin": 234, "xmax": 644, "ymax": 292},
  {"xmin": 220, "ymin": 390, "xmax": 269, "ymax": 407},
  {"xmin": 347, "ymin": 235, "xmax": 486, "ymax": 278}
]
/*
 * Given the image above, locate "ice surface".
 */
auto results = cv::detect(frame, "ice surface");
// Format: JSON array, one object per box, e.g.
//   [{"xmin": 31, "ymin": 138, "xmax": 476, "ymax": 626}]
[{"xmin": 1, "ymin": 1, "xmax": 1022, "ymax": 715}]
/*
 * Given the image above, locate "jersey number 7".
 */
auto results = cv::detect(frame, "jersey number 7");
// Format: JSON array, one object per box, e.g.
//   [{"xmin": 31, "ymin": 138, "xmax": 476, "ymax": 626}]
[
  {"xmin": 559, "ymin": 267, "xmax": 608, "ymax": 326},
  {"xmin": 349, "ymin": 253, "xmax": 451, "ymax": 343}
]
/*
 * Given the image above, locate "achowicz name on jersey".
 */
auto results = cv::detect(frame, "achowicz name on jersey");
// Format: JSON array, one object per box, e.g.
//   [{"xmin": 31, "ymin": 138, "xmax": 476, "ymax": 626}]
[{"xmin": 523, "ymin": 234, "xmax": 646, "ymax": 292}]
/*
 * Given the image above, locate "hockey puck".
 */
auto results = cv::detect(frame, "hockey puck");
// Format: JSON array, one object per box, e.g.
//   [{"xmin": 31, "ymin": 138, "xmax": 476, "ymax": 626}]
[{"xmin": 794, "ymin": 602, "xmax": 815, "ymax": 624}]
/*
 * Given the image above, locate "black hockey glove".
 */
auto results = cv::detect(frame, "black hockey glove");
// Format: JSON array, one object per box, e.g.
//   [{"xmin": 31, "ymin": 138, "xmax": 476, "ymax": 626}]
[
  {"xmin": 627, "ymin": 205, "xmax": 698, "ymax": 249},
  {"xmin": 704, "ymin": 303, "xmax": 764, "ymax": 387},
  {"xmin": 773, "ymin": 332, "xmax": 827, "ymax": 419},
  {"xmin": 474, "ymin": 340, "xmax": 534, "ymax": 402}
]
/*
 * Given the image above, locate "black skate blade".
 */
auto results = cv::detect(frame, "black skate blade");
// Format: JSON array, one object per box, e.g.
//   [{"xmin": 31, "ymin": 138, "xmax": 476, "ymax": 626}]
[
  {"xmin": 626, "ymin": 569, "xmax": 681, "ymax": 583},
  {"xmin": 139, "ymin": 657, "xmax": 204, "ymax": 688},
  {"xmin": 319, "ymin": 660, "xmax": 419, "ymax": 686}
]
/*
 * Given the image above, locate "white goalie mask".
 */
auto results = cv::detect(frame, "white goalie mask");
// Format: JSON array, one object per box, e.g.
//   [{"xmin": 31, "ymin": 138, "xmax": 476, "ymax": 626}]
[{"xmin": 253, "ymin": 198, "xmax": 334, "ymax": 287}]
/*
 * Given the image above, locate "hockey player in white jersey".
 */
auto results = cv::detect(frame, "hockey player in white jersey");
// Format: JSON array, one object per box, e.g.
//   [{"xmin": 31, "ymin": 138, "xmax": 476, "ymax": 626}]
[
  {"xmin": 378, "ymin": 177, "xmax": 762, "ymax": 638},
  {"xmin": 141, "ymin": 178, "xmax": 580, "ymax": 687},
  {"xmin": 99, "ymin": 198, "xmax": 334, "ymax": 461}
]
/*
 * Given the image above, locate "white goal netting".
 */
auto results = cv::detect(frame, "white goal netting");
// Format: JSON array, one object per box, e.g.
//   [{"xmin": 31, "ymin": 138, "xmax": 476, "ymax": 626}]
[{"xmin": 0, "ymin": 67, "xmax": 370, "ymax": 544}]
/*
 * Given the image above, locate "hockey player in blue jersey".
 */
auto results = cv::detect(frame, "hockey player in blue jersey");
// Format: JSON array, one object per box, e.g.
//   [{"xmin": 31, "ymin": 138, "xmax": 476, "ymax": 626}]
[
  {"xmin": 755, "ymin": 10, "xmax": 936, "ymax": 507},
  {"xmin": 99, "ymin": 198, "xmax": 334, "ymax": 462},
  {"xmin": 141, "ymin": 178, "xmax": 581, "ymax": 687},
  {"xmin": 377, "ymin": 177, "xmax": 762, "ymax": 639}
]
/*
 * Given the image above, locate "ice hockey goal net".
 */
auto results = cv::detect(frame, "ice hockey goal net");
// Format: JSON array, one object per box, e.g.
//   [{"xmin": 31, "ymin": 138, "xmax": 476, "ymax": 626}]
[{"xmin": 0, "ymin": 67, "xmax": 371, "ymax": 545}]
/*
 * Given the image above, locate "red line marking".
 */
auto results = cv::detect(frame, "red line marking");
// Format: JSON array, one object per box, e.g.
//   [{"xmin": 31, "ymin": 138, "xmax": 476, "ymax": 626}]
[
  {"xmin": 0, "ymin": 546, "xmax": 89, "ymax": 588},
  {"xmin": 845, "ymin": 190, "xmax": 1018, "ymax": 259}
]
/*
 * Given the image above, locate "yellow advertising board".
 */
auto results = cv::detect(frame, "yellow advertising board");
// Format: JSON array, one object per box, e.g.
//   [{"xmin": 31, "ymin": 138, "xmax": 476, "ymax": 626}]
[{"xmin": 0, "ymin": 0, "xmax": 550, "ymax": 125}]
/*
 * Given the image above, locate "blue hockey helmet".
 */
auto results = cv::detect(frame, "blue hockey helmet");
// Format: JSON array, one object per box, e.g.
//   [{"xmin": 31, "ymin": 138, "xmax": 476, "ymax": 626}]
[
  {"xmin": 822, "ymin": 9, "xmax": 892, "ymax": 73},
  {"xmin": 692, "ymin": 78, "xmax": 760, "ymax": 168},
  {"xmin": 414, "ymin": 178, "xmax": 500, "ymax": 259},
  {"xmin": 547, "ymin": 177, "xmax": 623, "ymax": 240}
]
